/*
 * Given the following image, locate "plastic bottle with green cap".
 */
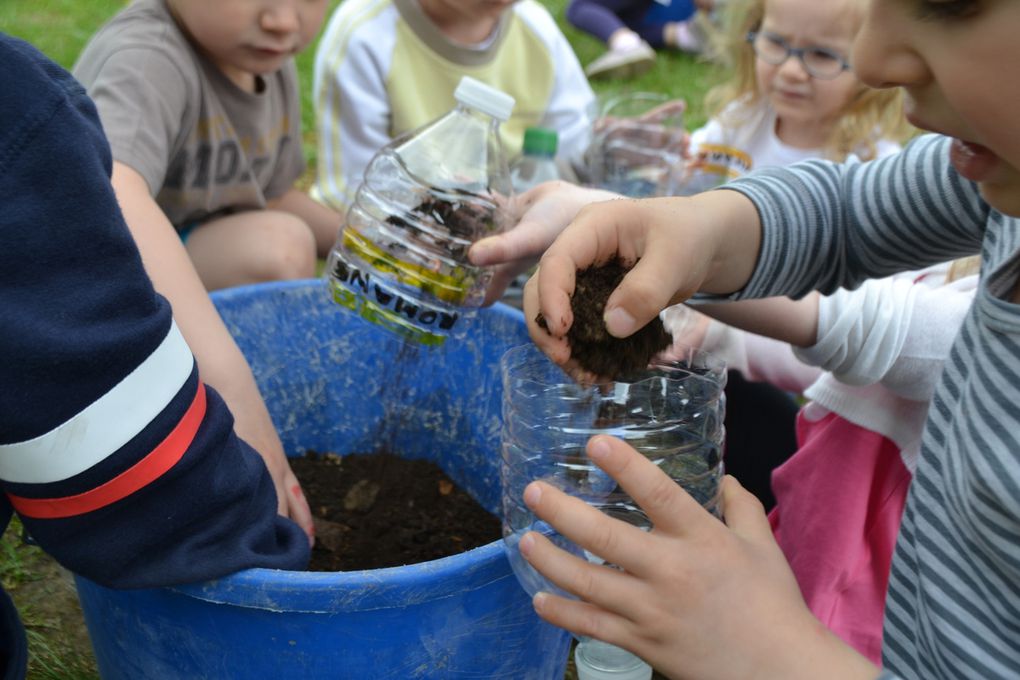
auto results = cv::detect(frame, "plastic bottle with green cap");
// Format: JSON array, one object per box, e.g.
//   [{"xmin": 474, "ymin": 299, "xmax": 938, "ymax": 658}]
[
  {"xmin": 325, "ymin": 76, "xmax": 516, "ymax": 347},
  {"xmin": 510, "ymin": 126, "xmax": 561, "ymax": 193}
]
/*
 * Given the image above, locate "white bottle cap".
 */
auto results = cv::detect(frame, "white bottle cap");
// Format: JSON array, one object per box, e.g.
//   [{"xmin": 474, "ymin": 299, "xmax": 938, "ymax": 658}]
[
  {"xmin": 574, "ymin": 640, "xmax": 653, "ymax": 680},
  {"xmin": 454, "ymin": 76, "xmax": 515, "ymax": 122}
]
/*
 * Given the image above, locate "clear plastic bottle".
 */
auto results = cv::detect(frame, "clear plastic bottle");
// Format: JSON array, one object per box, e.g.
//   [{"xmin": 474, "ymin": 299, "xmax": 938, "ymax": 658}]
[
  {"xmin": 501, "ymin": 127, "xmax": 561, "ymax": 309},
  {"xmin": 510, "ymin": 127, "xmax": 561, "ymax": 192},
  {"xmin": 326, "ymin": 77, "xmax": 515, "ymax": 346},
  {"xmin": 500, "ymin": 343, "xmax": 727, "ymax": 679},
  {"xmin": 587, "ymin": 92, "xmax": 686, "ymax": 198}
]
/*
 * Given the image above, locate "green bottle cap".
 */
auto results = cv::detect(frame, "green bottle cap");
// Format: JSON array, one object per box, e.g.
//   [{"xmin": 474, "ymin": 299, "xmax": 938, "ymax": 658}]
[{"xmin": 521, "ymin": 127, "xmax": 558, "ymax": 157}]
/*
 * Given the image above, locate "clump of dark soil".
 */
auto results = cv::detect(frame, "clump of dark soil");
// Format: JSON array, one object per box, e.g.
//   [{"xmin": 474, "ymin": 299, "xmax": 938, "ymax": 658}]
[
  {"xmin": 384, "ymin": 190, "xmax": 497, "ymax": 259},
  {"xmin": 543, "ymin": 260, "xmax": 671, "ymax": 378},
  {"xmin": 290, "ymin": 451, "xmax": 501, "ymax": 571}
]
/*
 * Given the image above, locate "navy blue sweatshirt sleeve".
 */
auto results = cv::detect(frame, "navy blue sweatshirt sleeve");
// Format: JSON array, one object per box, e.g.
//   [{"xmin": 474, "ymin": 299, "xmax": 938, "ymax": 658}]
[{"xmin": 0, "ymin": 34, "xmax": 309, "ymax": 589}]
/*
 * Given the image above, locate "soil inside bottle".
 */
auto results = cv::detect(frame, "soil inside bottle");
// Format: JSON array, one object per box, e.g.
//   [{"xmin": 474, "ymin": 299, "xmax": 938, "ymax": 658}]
[{"xmin": 384, "ymin": 190, "xmax": 498, "ymax": 261}]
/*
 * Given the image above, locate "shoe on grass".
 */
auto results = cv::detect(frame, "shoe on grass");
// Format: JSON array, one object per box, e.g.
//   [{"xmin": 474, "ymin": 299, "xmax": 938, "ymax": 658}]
[
  {"xmin": 585, "ymin": 41, "xmax": 656, "ymax": 80},
  {"xmin": 664, "ymin": 17, "xmax": 706, "ymax": 54}
]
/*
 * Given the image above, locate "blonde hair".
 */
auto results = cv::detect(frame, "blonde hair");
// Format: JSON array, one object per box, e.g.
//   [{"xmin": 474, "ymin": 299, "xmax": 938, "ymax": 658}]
[{"xmin": 701, "ymin": 0, "xmax": 914, "ymax": 162}]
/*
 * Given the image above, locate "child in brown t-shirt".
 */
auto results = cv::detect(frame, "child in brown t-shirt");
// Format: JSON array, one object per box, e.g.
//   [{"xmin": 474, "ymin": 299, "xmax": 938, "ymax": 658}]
[
  {"xmin": 73, "ymin": 0, "xmax": 338, "ymax": 540},
  {"xmin": 75, "ymin": 0, "xmax": 340, "ymax": 290}
]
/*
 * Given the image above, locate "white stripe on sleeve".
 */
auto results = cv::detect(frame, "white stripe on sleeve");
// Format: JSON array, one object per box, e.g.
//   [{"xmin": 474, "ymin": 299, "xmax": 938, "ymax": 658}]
[{"xmin": 0, "ymin": 321, "xmax": 193, "ymax": 484}]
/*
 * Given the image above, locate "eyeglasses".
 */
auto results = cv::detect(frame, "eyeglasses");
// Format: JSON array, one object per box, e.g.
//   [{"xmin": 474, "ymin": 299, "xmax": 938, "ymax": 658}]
[{"xmin": 746, "ymin": 31, "xmax": 851, "ymax": 80}]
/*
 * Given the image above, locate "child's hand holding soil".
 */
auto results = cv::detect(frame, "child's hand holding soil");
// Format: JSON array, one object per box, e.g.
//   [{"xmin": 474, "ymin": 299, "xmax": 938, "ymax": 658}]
[{"xmin": 534, "ymin": 259, "xmax": 672, "ymax": 380}]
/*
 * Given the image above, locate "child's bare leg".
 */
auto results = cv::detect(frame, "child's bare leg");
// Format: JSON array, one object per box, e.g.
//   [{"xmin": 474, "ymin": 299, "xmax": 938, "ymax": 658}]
[
  {"xmin": 265, "ymin": 188, "xmax": 344, "ymax": 258},
  {"xmin": 185, "ymin": 210, "xmax": 317, "ymax": 290}
]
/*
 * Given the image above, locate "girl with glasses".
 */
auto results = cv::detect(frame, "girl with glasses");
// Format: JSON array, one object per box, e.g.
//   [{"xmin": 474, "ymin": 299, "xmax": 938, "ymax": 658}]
[{"xmin": 681, "ymin": 0, "xmax": 911, "ymax": 193}]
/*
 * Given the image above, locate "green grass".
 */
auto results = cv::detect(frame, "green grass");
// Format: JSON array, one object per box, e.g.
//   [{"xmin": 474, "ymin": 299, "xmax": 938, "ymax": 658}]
[
  {"xmin": 0, "ymin": 3, "xmax": 714, "ymax": 677},
  {"xmin": 0, "ymin": 1, "xmax": 121, "ymax": 67},
  {"xmin": 1, "ymin": 517, "xmax": 98, "ymax": 680},
  {"xmin": 545, "ymin": 0, "xmax": 716, "ymax": 129}
]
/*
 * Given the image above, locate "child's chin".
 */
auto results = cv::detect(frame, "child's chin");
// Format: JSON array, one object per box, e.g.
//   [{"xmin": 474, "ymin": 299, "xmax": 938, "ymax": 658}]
[
  {"xmin": 253, "ymin": 57, "xmax": 289, "ymax": 72},
  {"xmin": 978, "ymin": 179, "xmax": 1020, "ymax": 218},
  {"xmin": 237, "ymin": 51, "xmax": 291, "ymax": 74}
]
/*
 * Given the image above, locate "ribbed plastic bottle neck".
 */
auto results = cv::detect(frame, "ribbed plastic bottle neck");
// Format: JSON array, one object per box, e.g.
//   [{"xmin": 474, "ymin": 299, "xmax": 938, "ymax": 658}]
[{"xmin": 454, "ymin": 103, "xmax": 502, "ymax": 126}]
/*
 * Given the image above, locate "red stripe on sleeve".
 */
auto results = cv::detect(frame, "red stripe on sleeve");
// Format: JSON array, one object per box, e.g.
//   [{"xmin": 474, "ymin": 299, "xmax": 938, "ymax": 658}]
[{"xmin": 7, "ymin": 383, "xmax": 207, "ymax": 519}]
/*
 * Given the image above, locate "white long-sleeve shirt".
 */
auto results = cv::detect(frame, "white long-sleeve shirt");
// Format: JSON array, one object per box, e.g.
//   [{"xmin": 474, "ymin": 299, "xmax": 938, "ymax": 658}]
[
  {"xmin": 796, "ymin": 268, "xmax": 977, "ymax": 472},
  {"xmin": 697, "ymin": 265, "xmax": 976, "ymax": 473}
]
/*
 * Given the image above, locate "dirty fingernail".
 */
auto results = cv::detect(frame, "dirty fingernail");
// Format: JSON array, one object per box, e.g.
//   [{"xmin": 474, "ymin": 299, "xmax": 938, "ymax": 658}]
[{"xmin": 604, "ymin": 306, "xmax": 636, "ymax": 337}]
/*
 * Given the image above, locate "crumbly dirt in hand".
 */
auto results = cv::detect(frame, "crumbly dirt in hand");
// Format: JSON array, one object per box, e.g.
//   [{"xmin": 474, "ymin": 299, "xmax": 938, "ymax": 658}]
[{"xmin": 539, "ymin": 259, "xmax": 671, "ymax": 379}]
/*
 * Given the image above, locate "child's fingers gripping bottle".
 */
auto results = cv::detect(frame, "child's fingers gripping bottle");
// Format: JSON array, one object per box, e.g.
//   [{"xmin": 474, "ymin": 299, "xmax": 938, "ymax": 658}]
[{"xmin": 326, "ymin": 77, "xmax": 515, "ymax": 347}]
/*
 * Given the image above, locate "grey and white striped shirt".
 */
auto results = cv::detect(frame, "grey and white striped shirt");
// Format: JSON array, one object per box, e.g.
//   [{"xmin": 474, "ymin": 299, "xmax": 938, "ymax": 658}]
[{"xmin": 729, "ymin": 134, "xmax": 1020, "ymax": 679}]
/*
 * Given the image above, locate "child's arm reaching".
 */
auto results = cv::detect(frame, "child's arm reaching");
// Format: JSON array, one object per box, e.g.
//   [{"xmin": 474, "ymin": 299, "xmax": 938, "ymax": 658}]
[
  {"xmin": 1, "ymin": 36, "xmax": 310, "ymax": 584},
  {"xmin": 110, "ymin": 162, "xmax": 315, "ymax": 543},
  {"xmin": 524, "ymin": 136, "xmax": 986, "ymax": 371},
  {"xmin": 472, "ymin": 181, "xmax": 625, "ymax": 305},
  {"xmin": 666, "ymin": 295, "xmax": 824, "ymax": 392},
  {"xmin": 520, "ymin": 435, "xmax": 881, "ymax": 680},
  {"xmin": 691, "ymin": 294, "xmax": 821, "ymax": 348},
  {"xmin": 794, "ymin": 269, "xmax": 977, "ymax": 399}
]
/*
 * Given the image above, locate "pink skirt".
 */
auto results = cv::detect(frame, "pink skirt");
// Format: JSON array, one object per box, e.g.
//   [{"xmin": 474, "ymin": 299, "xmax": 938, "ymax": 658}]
[{"xmin": 768, "ymin": 411, "xmax": 912, "ymax": 664}]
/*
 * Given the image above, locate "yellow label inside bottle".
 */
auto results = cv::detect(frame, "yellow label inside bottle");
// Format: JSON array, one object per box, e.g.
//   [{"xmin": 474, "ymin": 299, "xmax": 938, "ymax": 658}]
[{"xmin": 342, "ymin": 229, "xmax": 473, "ymax": 305}]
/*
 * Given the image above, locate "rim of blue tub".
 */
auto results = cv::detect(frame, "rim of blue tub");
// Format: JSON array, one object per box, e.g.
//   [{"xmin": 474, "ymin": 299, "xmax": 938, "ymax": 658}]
[{"xmin": 165, "ymin": 539, "xmax": 510, "ymax": 613}]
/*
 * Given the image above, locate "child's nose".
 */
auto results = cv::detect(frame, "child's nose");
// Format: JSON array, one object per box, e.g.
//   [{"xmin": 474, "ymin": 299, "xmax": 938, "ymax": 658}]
[
  {"xmin": 777, "ymin": 54, "xmax": 809, "ymax": 81},
  {"xmin": 852, "ymin": 4, "xmax": 928, "ymax": 90},
  {"xmin": 261, "ymin": 4, "xmax": 301, "ymax": 34}
]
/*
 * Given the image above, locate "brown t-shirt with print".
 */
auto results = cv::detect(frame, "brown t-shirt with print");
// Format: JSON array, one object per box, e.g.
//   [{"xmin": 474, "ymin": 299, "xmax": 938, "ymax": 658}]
[{"xmin": 73, "ymin": 0, "xmax": 305, "ymax": 230}]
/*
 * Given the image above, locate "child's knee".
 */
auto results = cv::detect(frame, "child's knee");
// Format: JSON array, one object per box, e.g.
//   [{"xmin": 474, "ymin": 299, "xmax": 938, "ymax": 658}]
[{"xmin": 257, "ymin": 213, "xmax": 317, "ymax": 280}]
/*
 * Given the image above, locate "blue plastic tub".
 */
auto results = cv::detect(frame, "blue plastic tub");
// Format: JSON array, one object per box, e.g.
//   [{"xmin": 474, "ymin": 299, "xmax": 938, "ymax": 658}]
[{"xmin": 74, "ymin": 280, "xmax": 570, "ymax": 679}]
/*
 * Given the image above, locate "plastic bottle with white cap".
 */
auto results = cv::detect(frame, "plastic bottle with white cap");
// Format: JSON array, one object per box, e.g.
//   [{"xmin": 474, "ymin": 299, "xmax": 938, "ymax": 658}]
[{"xmin": 326, "ymin": 76, "xmax": 515, "ymax": 346}]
